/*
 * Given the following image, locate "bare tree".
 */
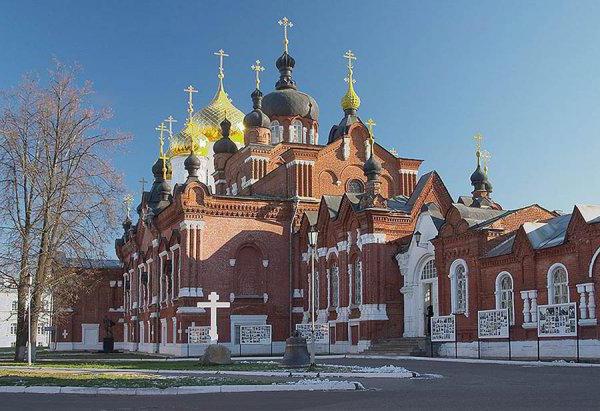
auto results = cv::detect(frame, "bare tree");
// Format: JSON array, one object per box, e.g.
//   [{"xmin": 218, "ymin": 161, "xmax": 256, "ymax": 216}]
[{"xmin": 0, "ymin": 60, "xmax": 129, "ymax": 361}]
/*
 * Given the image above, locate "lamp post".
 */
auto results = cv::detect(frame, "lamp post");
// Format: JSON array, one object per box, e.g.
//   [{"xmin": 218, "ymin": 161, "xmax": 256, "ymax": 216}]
[
  {"xmin": 307, "ymin": 225, "xmax": 319, "ymax": 368},
  {"xmin": 27, "ymin": 275, "xmax": 32, "ymax": 366}
]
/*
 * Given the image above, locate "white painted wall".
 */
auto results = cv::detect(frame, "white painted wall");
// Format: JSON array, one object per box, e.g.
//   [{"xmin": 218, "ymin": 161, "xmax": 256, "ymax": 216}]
[{"xmin": 0, "ymin": 290, "xmax": 51, "ymax": 348}]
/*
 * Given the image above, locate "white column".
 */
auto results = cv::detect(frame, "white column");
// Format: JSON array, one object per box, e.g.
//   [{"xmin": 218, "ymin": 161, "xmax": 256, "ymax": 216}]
[
  {"xmin": 521, "ymin": 291, "xmax": 531, "ymax": 323},
  {"xmin": 587, "ymin": 284, "xmax": 596, "ymax": 319},
  {"xmin": 529, "ymin": 290, "xmax": 538, "ymax": 322},
  {"xmin": 577, "ymin": 284, "xmax": 588, "ymax": 319}
]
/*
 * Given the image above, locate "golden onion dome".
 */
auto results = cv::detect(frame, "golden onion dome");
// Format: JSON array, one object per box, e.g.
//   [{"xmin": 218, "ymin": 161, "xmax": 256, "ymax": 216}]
[
  {"xmin": 340, "ymin": 67, "xmax": 361, "ymax": 111},
  {"xmin": 168, "ymin": 121, "xmax": 209, "ymax": 157},
  {"xmin": 192, "ymin": 81, "xmax": 245, "ymax": 144}
]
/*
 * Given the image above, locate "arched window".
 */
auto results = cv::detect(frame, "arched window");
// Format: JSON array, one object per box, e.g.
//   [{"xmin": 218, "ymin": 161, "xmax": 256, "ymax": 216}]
[
  {"xmin": 352, "ymin": 260, "xmax": 362, "ymax": 305},
  {"xmin": 495, "ymin": 272, "xmax": 514, "ymax": 324},
  {"xmin": 450, "ymin": 260, "xmax": 468, "ymax": 314},
  {"xmin": 548, "ymin": 264, "xmax": 569, "ymax": 304},
  {"xmin": 290, "ymin": 120, "xmax": 302, "ymax": 143},
  {"xmin": 346, "ymin": 179, "xmax": 365, "ymax": 194},
  {"xmin": 330, "ymin": 265, "xmax": 339, "ymax": 308},
  {"xmin": 421, "ymin": 259, "xmax": 437, "ymax": 280},
  {"xmin": 270, "ymin": 120, "xmax": 281, "ymax": 144}
]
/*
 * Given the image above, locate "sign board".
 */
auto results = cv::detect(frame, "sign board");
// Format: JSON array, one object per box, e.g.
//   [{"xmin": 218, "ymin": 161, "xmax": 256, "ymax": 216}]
[
  {"xmin": 537, "ymin": 303, "xmax": 577, "ymax": 337},
  {"xmin": 43, "ymin": 326, "xmax": 56, "ymax": 332},
  {"xmin": 240, "ymin": 325, "xmax": 272, "ymax": 345},
  {"xmin": 430, "ymin": 315, "xmax": 456, "ymax": 342},
  {"xmin": 477, "ymin": 309, "xmax": 509, "ymax": 339},
  {"xmin": 295, "ymin": 323, "xmax": 329, "ymax": 344},
  {"xmin": 188, "ymin": 326, "xmax": 211, "ymax": 344}
]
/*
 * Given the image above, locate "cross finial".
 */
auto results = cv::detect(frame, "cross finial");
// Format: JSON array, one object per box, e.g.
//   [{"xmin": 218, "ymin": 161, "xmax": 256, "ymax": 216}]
[
  {"xmin": 164, "ymin": 115, "xmax": 177, "ymax": 136},
  {"xmin": 366, "ymin": 118, "xmax": 376, "ymax": 138},
  {"xmin": 184, "ymin": 85, "xmax": 198, "ymax": 121},
  {"xmin": 156, "ymin": 122, "xmax": 168, "ymax": 180},
  {"xmin": 214, "ymin": 49, "xmax": 229, "ymax": 87},
  {"xmin": 473, "ymin": 132, "xmax": 484, "ymax": 164},
  {"xmin": 138, "ymin": 178, "xmax": 148, "ymax": 192},
  {"xmin": 343, "ymin": 50, "xmax": 357, "ymax": 70},
  {"xmin": 123, "ymin": 194, "xmax": 134, "ymax": 219},
  {"xmin": 390, "ymin": 148, "xmax": 398, "ymax": 156},
  {"xmin": 251, "ymin": 60, "xmax": 265, "ymax": 90},
  {"xmin": 278, "ymin": 16, "xmax": 294, "ymax": 53}
]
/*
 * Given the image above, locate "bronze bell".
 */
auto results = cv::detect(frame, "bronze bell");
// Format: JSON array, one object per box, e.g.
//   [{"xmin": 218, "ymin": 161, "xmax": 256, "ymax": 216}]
[{"xmin": 281, "ymin": 331, "xmax": 310, "ymax": 368}]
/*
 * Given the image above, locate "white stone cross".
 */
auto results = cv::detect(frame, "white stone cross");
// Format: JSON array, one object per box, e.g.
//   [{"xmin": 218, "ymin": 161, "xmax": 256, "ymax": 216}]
[
  {"xmin": 197, "ymin": 291, "xmax": 230, "ymax": 343},
  {"xmin": 62, "ymin": 329, "xmax": 68, "ymax": 339}
]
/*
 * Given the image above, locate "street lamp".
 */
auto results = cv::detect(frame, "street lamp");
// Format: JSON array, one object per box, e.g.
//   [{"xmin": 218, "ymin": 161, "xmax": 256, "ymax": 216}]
[
  {"xmin": 414, "ymin": 231, "xmax": 428, "ymax": 249},
  {"xmin": 27, "ymin": 275, "xmax": 32, "ymax": 366},
  {"xmin": 307, "ymin": 225, "xmax": 318, "ymax": 368}
]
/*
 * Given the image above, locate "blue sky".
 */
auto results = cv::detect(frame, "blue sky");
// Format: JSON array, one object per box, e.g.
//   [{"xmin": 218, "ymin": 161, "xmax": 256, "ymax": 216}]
[{"xmin": 1, "ymin": 0, "xmax": 599, "ymax": 213}]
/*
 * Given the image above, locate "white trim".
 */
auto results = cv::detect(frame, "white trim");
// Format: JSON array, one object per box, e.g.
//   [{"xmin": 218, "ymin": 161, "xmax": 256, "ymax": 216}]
[
  {"xmin": 152, "ymin": 239, "xmax": 159, "ymax": 248},
  {"xmin": 547, "ymin": 263, "xmax": 570, "ymax": 304},
  {"xmin": 180, "ymin": 220, "xmax": 205, "ymax": 230},
  {"xmin": 449, "ymin": 259, "xmax": 469, "ymax": 316},
  {"xmin": 590, "ymin": 246, "xmax": 600, "ymax": 278},
  {"xmin": 176, "ymin": 307, "xmax": 206, "ymax": 314},
  {"xmin": 359, "ymin": 304, "xmax": 389, "ymax": 321},
  {"xmin": 285, "ymin": 160, "xmax": 315, "ymax": 168}
]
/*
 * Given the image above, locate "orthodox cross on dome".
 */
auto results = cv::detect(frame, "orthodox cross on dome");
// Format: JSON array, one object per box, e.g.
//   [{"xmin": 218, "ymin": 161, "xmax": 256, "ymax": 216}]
[
  {"xmin": 366, "ymin": 118, "xmax": 376, "ymax": 140},
  {"xmin": 164, "ymin": 115, "xmax": 177, "ymax": 137},
  {"xmin": 278, "ymin": 16, "xmax": 294, "ymax": 53},
  {"xmin": 214, "ymin": 49, "xmax": 229, "ymax": 88},
  {"xmin": 481, "ymin": 149, "xmax": 491, "ymax": 175},
  {"xmin": 343, "ymin": 50, "xmax": 356, "ymax": 71},
  {"xmin": 341, "ymin": 50, "xmax": 361, "ymax": 111},
  {"xmin": 251, "ymin": 60, "xmax": 265, "ymax": 90},
  {"xmin": 156, "ymin": 122, "xmax": 168, "ymax": 180},
  {"xmin": 390, "ymin": 148, "xmax": 398, "ymax": 156},
  {"xmin": 473, "ymin": 132, "xmax": 484, "ymax": 164},
  {"xmin": 123, "ymin": 194, "xmax": 134, "ymax": 219},
  {"xmin": 184, "ymin": 85, "xmax": 198, "ymax": 122},
  {"xmin": 196, "ymin": 292, "xmax": 230, "ymax": 344},
  {"xmin": 138, "ymin": 178, "xmax": 148, "ymax": 192}
]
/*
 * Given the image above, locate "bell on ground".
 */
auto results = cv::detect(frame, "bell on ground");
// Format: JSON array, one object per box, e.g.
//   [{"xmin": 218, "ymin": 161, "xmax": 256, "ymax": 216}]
[{"xmin": 281, "ymin": 331, "xmax": 310, "ymax": 368}]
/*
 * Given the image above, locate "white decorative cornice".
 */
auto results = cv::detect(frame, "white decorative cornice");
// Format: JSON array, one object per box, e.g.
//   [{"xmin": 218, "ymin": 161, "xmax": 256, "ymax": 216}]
[
  {"xmin": 214, "ymin": 179, "xmax": 227, "ymax": 185},
  {"xmin": 158, "ymin": 251, "xmax": 168, "ymax": 258},
  {"xmin": 229, "ymin": 259, "xmax": 236, "ymax": 267},
  {"xmin": 146, "ymin": 258, "xmax": 153, "ymax": 264},
  {"xmin": 175, "ymin": 306, "xmax": 206, "ymax": 314},
  {"xmin": 336, "ymin": 241, "xmax": 348, "ymax": 252},
  {"xmin": 399, "ymin": 169, "xmax": 418, "ymax": 175},
  {"xmin": 286, "ymin": 159, "xmax": 315, "ymax": 168},
  {"xmin": 170, "ymin": 244, "xmax": 180, "ymax": 251},
  {"xmin": 359, "ymin": 304, "xmax": 389, "ymax": 321},
  {"xmin": 357, "ymin": 233, "xmax": 386, "ymax": 250},
  {"xmin": 244, "ymin": 155, "xmax": 269, "ymax": 163},
  {"xmin": 179, "ymin": 220, "xmax": 205, "ymax": 230},
  {"xmin": 317, "ymin": 247, "xmax": 328, "ymax": 258},
  {"xmin": 178, "ymin": 287, "xmax": 204, "ymax": 298},
  {"xmin": 132, "ymin": 253, "xmax": 138, "ymax": 260},
  {"xmin": 262, "ymin": 259, "xmax": 269, "ymax": 268},
  {"xmin": 326, "ymin": 247, "xmax": 339, "ymax": 259},
  {"xmin": 293, "ymin": 289, "xmax": 304, "ymax": 298}
]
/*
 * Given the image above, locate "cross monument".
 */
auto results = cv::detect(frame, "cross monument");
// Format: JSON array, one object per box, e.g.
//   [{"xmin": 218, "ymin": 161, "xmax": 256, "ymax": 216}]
[{"xmin": 197, "ymin": 292, "xmax": 230, "ymax": 343}]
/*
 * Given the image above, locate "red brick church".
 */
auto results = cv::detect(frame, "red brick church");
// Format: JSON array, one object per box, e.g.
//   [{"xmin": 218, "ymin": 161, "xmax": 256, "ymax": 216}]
[{"xmin": 53, "ymin": 19, "xmax": 600, "ymax": 359}]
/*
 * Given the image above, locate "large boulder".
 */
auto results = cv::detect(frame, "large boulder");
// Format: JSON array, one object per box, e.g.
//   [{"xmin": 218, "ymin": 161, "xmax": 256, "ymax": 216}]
[{"xmin": 200, "ymin": 344, "xmax": 232, "ymax": 365}]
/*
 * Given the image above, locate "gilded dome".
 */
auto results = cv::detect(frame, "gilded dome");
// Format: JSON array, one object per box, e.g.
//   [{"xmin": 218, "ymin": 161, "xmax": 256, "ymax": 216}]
[{"xmin": 169, "ymin": 81, "xmax": 245, "ymax": 157}]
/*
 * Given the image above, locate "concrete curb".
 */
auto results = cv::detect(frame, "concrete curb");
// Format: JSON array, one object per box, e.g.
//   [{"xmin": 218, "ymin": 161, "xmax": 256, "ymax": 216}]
[
  {"xmin": 0, "ymin": 381, "xmax": 363, "ymax": 395},
  {"xmin": 350, "ymin": 354, "xmax": 600, "ymax": 368},
  {"xmin": 29, "ymin": 355, "xmax": 346, "ymax": 363},
  {"xmin": 0, "ymin": 365, "xmax": 414, "ymax": 379}
]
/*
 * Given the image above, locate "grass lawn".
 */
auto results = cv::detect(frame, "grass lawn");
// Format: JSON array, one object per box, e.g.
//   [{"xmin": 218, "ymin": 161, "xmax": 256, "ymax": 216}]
[{"xmin": 0, "ymin": 369, "xmax": 268, "ymax": 388}]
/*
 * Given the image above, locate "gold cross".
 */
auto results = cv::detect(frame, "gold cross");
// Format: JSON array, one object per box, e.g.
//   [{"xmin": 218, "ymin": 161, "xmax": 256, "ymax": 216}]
[
  {"xmin": 473, "ymin": 132, "xmax": 483, "ymax": 152},
  {"xmin": 156, "ymin": 122, "xmax": 168, "ymax": 180},
  {"xmin": 123, "ymin": 194, "xmax": 134, "ymax": 219},
  {"xmin": 184, "ymin": 85, "xmax": 198, "ymax": 120},
  {"xmin": 278, "ymin": 16, "xmax": 293, "ymax": 52},
  {"xmin": 251, "ymin": 60, "xmax": 265, "ymax": 90},
  {"xmin": 343, "ymin": 50, "xmax": 357, "ymax": 70},
  {"xmin": 366, "ymin": 118, "xmax": 376, "ymax": 137},
  {"xmin": 164, "ymin": 115, "xmax": 177, "ymax": 136},
  {"xmin": 214, "ymin": 49, "xmax": 229, "ymax": 80},
  {"xmin": 390, "ymin": 148, "xmax": 397, "ymax": 156}
]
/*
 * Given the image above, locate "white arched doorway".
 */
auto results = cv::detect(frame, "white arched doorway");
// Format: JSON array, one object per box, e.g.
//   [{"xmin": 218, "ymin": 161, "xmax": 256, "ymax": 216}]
[{"xmin": 415, "ymin": 256, "xmax": 439, "ymax": 337}]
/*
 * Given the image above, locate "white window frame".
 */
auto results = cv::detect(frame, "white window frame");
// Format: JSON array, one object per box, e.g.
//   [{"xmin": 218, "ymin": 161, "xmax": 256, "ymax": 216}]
[
  {"xmin": 290, "ymin": 120, "xmax": 302, "ymax": 143},
  {"xmin": 449, "ymin": 259, "xmax": 468, "ymax": 315},
  {"xmin": 270, "ymin": 120, "xmax": 281, "ymax": 144},
  {"xmin": 421, "ymin": 259, "xmax": 437, "ymax": 280},
  {"xmin": 547, "ymin": 263, "xmax": 570, "ymax": 304},
  {"xmin": 495, "ymin": 271, "xmax": 515, "ymax": 325}
]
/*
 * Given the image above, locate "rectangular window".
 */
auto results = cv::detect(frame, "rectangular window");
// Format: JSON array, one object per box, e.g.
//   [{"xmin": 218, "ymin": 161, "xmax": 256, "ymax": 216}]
[
  {"xmin": 11, "ymin": 301, "xmax": 17, "ymax": 311},
  {"xmin": 331, "ymin": 266, "xmax": 339, "ymax": 308},
  {"xmin": 10, "ymin": 323, "xmax": 16, "ymax": 335},
  {"xmin": 353, "ymin": 261, "xmax": 362, "ymax": 305}
]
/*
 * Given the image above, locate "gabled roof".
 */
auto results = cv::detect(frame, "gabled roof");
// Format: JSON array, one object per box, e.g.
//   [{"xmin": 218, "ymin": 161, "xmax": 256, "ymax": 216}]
[
  {"xmin": 453, "ymin": 203, "xmax": 509, "ymax": 228},
  {"xmin": 322, "ymin": 195, "xmax": 343, "ymax": 218},
  {"xmin": 484, "ymin": 234, "xmax": 516, "ymax": 258},
  {"xmin": 523, "ymin": 213, "xmax": 571, "ymax": 250},
  {"xmin": 576, "ymin": 204, "xmax": 600, "ymax": 224}
]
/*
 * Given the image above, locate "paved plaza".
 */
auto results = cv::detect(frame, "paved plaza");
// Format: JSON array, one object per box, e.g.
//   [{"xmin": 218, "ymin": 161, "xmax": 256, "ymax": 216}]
[{"xmin": 1, "ymin": 356, "xmax": 599, "ymax": 410}]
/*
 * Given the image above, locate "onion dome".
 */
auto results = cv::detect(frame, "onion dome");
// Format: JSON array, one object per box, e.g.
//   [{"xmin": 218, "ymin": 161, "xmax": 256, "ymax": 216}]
[
  {"xmin": 184, "ymin": 152, "xmax": 202, "ymax": 180},
  {"xmin": 214, "ymin": 118, "xmax": 239, "ymax": 154},
  {"xmin": 340, "ymin": 74, "xmax": 361, "ymax": 113},
  {"xmin": 151, "ymin": 157, "xmax": 171, "ymax": 181},
  {"xmin": 262, "ymin": 51, "xmax": 319, "ymax": 121},
  {"xmin": 243, "ymin": 89, "xmax": 271, "ymax": 129},
  {"xmin": 169, "ymin": 122, "xmax": 209, "ymax": 157},
  {"xmin": 363, "ymin": 153, "xmax": 382, "ymax": 181},
  {"xmin": 470, "ymin": 164, "xmax": 487, "ymax": 191}
]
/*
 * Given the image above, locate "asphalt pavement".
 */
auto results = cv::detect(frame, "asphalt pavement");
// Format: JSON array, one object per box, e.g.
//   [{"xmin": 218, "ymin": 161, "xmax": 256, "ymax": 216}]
[{"xmin": 1, "ymin": 356, "xmax": 599, "ymax": 410}]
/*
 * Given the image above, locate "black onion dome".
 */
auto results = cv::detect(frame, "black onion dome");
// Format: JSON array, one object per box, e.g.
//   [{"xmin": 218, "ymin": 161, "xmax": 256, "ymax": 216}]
[
  {"xmin": 470, "ymin": 164, "xmax": 487, "ymax": 191},
  {"xmin": 243, "ymin": 89, "xmax": 270, "ymax": 129},
  {"xmin": 363, "ymin": 155, "xmax": 382, "ymax": 180},
  {"xmin": 184, "ymin": 153, "xmax": 202, "ymax": 177},
  {"xmin": 213, "ymin": 118, "xmax": 238, "ymax": 154},
  {"xmin": 262, "ymin": 51, "xmax": 319, "ymax": 121},
  {"xmin": 152, "ymin": 158, "xmax": 163, "ymax": 178},
  {"xmin": 485, "ymin": 179, "xmax": 493, "ymax": 193}
]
